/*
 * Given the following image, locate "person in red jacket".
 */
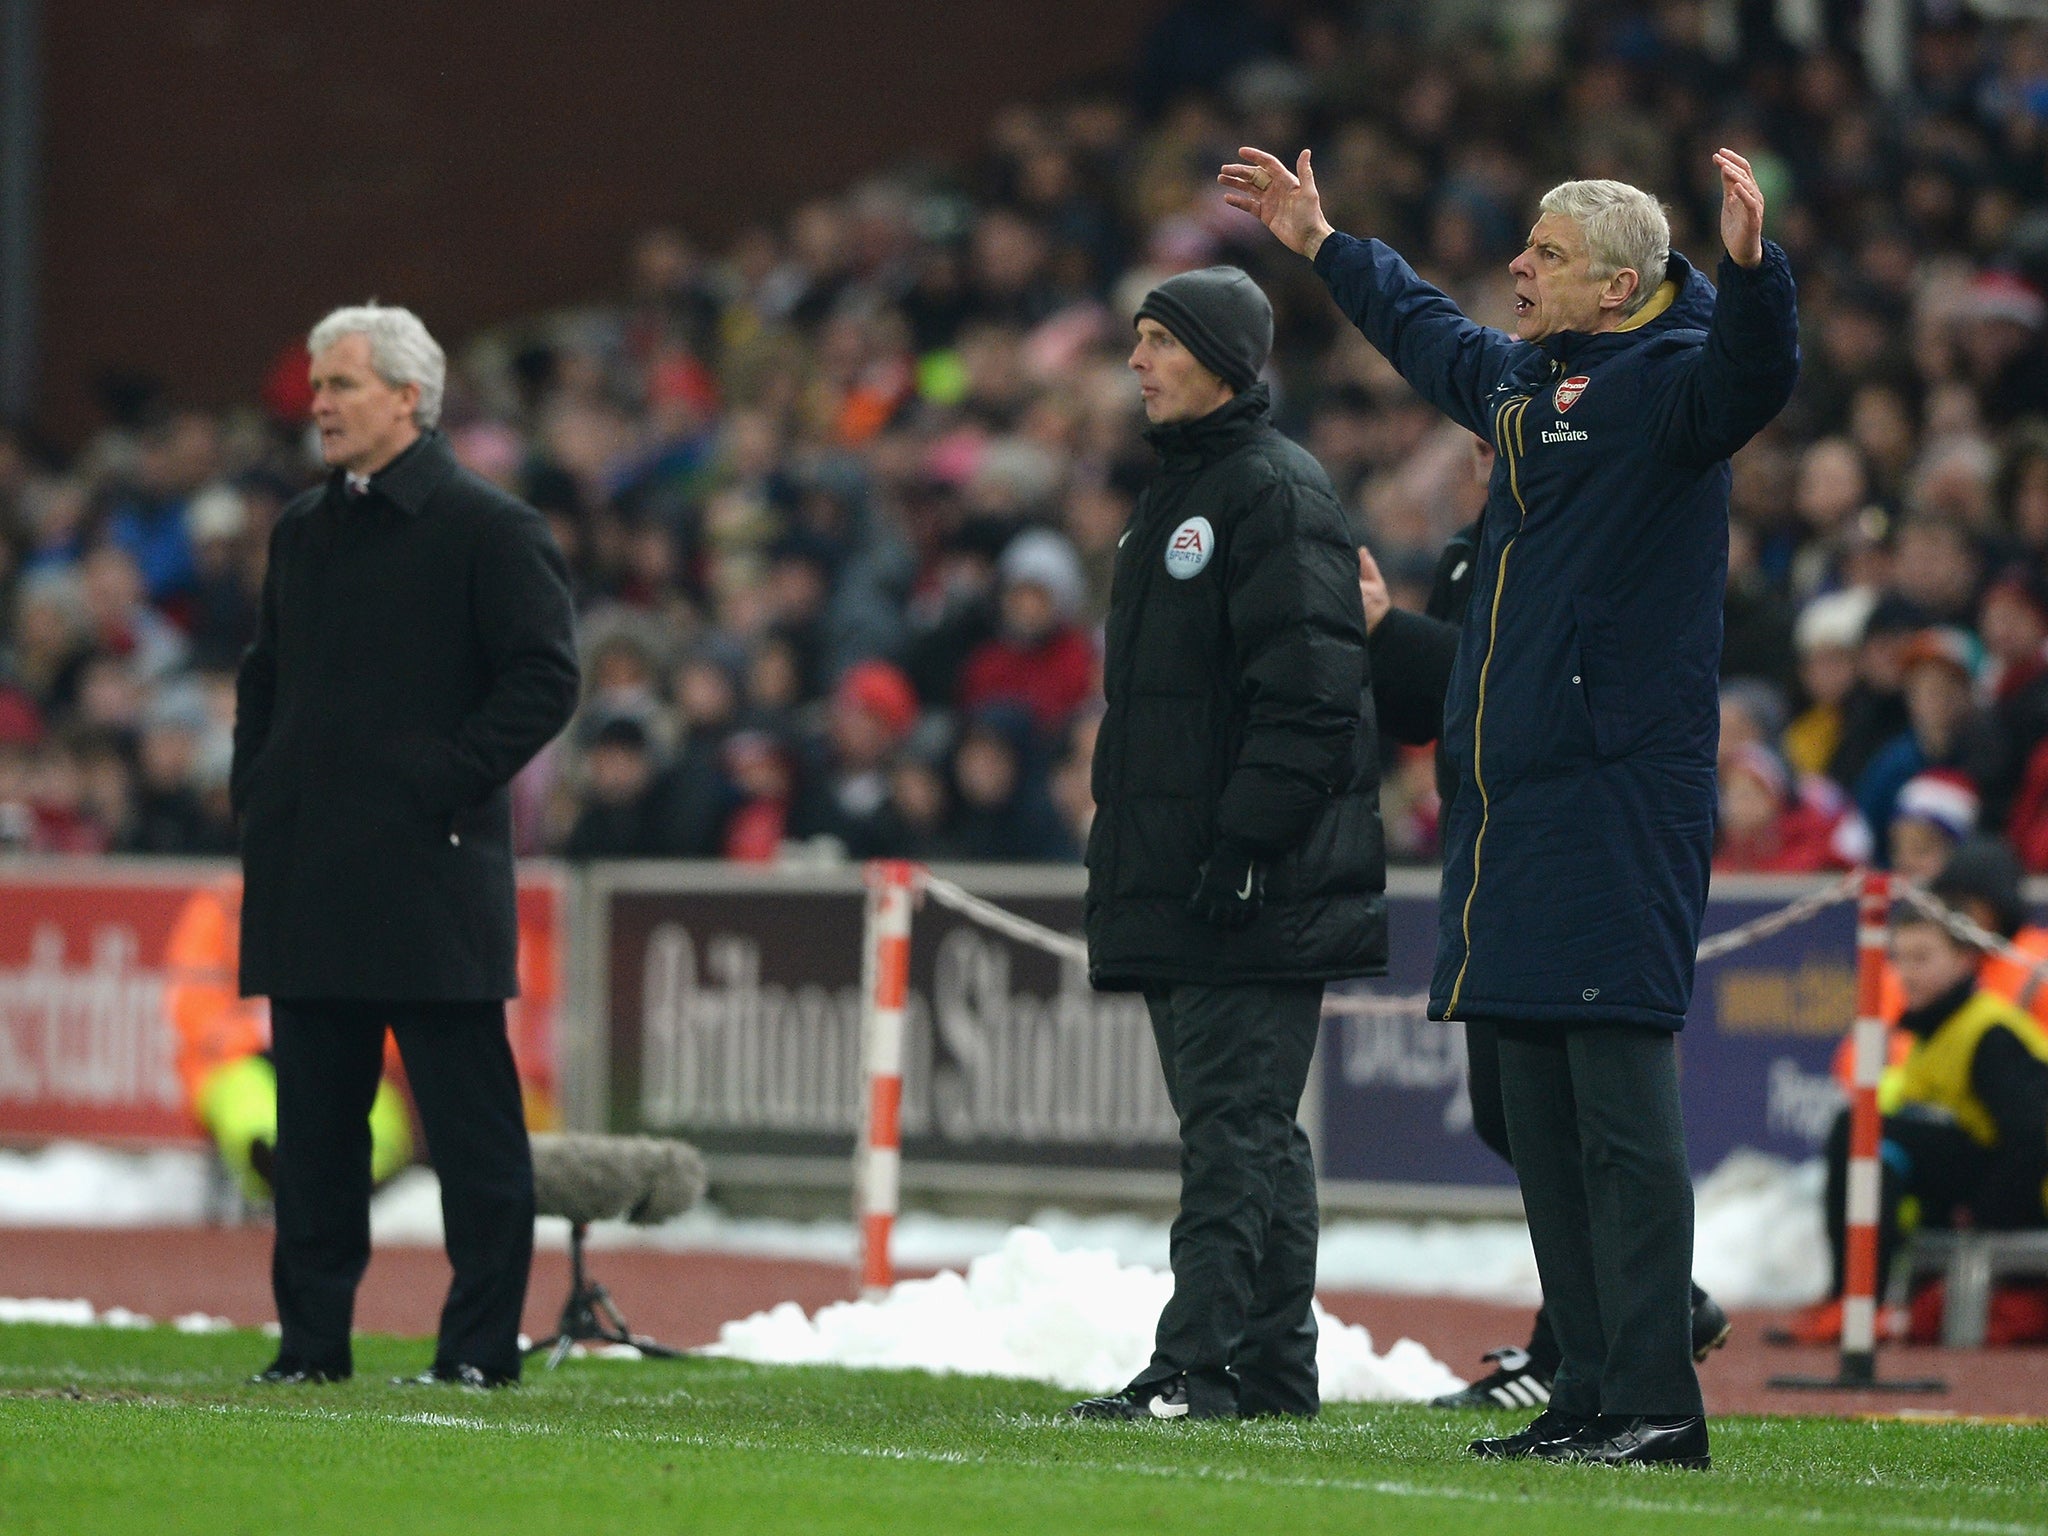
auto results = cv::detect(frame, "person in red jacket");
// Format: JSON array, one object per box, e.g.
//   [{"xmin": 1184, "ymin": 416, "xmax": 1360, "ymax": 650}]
[
  {"xmin": 1714, "ymin": 743, "xmax": 1866, "ymax": 873},
  {"xmin": 958, "ymin": 528, "xmax": 1098, "ymax": 741}
]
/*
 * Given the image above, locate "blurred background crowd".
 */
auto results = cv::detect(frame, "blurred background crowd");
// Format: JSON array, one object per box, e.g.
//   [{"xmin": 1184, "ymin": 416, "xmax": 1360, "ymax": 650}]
[{"xmin": 8, "ymin": 1, "xmax": 2048, "ymax": 874}]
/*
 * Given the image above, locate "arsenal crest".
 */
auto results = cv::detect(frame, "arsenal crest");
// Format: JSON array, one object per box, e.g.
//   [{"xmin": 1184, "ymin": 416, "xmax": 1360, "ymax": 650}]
[{"xmin": 1554, "ymin": 375, "xmax": 1590, "ymax": 413}]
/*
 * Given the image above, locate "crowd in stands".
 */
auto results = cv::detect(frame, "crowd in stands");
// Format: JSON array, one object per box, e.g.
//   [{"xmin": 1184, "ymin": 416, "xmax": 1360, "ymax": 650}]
[{"xmin": 10, "ymin": 3, "xmax": 2048, "ymax": 872}]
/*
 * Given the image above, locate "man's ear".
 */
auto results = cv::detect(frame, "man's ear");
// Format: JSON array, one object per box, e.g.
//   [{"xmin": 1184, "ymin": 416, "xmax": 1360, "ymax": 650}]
[{"xmin": 1601, "ymin": 268, "xmax": 1642, "ymax": 313}]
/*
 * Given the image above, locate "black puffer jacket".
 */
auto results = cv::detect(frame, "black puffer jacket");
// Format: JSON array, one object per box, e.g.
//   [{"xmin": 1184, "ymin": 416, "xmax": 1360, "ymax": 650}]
[{"xmin": 1085, "ymin": 383, "xmax": 1386, "ymax": 988}]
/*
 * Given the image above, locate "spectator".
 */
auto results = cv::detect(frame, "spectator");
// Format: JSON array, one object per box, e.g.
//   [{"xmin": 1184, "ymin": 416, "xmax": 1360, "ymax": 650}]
[
  {"xmin": 1889, "ymin": 769, "xmax": 1981, "ymax": 885},
  {"xmin": 720, "ymin": 729, "xmax": 797, "ymax": 862},
  {"xmin": 1049, "ymin": 708, "xmax": 1101, "ymax": 853},
  {"xmin": 1830, "ymin": 595, "xmax": 1922, "ymax": 791},
  {"xmin": 791, "ymin": 659, "xmax": 919, "ymax": 857},
  {"xmin": 874, "ymin": 735, "xmax": 957, "ymax": 861},
  {"xmin": 78, "ymin": 543, "xmax": 187, "ymax": 684},
  {"xmin": 1980, "ymin": 566, "xmax": 2048, "ymax": 774},
  {"xmin": 104, "ymin": 410, "xmax": 215, "ymax": 607},
  {"xmin": 1855, "ymin": 628, "xmax": 2006, "ymax": 838},
  {"xmin": 183, "ymin": 485, "xmax": 261, "ymax": 673},
  {"xmin": 1889, "ymin": 515, "xmax": 1983, "ymax": 627},
  {"xmin": 958, "ymin": 528, "xmax": 1097, "ymax": 740},
  {"xmin": 645, "ymin": 641, "xmax": 747, "ymax": 857},
  {"xmin": 1784, "ymin": 588, "xmax": 1877, "ymax": 778},
  {"xmin": 1714, "ymin": 744, "xmax": 1861, "ymax": 874},
  {"xmin": 1788, "ymin": 439, "xmax": 1874, "ymax": 600},
  {"xmin": 564, "ymin": 716, "xmax": 661, "ymax": 859},
  {"xmin": 26, "ymin": 6, "xmax": 2048, "ymax": 878},
  {"xmin": 125, "ymin": 685, "xmax": 232, "ymax": 854},
  {"xmin": 948, "ymin": 705, "xmax": 1076, "ymax": 862}
]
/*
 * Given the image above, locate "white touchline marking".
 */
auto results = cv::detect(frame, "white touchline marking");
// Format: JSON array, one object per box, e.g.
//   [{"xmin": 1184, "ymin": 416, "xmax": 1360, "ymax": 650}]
[{"xmin": 157, "ymin": 1400, "xmax": 2048, "ymax": 1536}]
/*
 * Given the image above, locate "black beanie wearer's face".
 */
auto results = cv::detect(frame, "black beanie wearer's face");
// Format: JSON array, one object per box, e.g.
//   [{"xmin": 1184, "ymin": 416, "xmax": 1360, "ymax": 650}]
[{"xmin": 1134, "ymin": 266, "xmax": 1275, "ymax": 393}]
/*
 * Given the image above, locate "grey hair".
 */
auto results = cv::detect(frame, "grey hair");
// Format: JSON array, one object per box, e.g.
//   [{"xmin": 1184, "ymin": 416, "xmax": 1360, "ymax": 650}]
[
  {"xmin": 306, "ymin": 303, "xmax": 446, "ymax": 429},
  {"xmin": 1538, "ymin": 180, "xmax": 1671, "ymax": 316}
]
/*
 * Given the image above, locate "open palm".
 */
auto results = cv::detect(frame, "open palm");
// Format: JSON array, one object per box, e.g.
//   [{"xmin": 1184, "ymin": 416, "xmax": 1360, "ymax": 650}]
[{"xmin": 1715, "ymin": 148, "xmax": 1765, "ymax": 270}]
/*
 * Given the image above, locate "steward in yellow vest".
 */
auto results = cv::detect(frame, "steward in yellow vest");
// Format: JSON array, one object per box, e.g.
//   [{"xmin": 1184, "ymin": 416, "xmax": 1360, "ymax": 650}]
[{"xmin": 1822, "ymin": 911, "xmax": 2048, "ymax": 1303}]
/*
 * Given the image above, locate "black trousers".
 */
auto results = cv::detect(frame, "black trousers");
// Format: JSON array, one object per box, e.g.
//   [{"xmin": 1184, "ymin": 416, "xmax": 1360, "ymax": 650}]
[
  {"xmin": 1133, "ymin": 980, "xmax": 1323, "ymax": 1417},
  {"xmin": 1466, "ymin": 1020, "xmax": 1707, "ymax": 1376},
  {"xmin": 1821, "ymin": 1103, "xmax": 2003, "ymax": 1295},
  {"xmin": 1495, "ymin": 1020, "xmax": 1702, "ymax": 1420},
  {"xmin": 270, "ymin": 999, "xmax": 534, "ymax": 1379}
]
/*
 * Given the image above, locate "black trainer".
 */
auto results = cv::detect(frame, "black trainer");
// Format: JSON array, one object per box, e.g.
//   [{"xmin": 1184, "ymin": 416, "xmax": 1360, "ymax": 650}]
[
  {"xmin": 1537, "ymin": 1413, "xmax": 1711, "ymax": 1470},
  {"xmin": 1069, "ymin": 1376, "xmax": 1207, "ymax": 1421},
  {"xmin": 392, "ymin": 1363, "xmax": 517, "ymax": 1391},
  {"xmin": 1691, "ymin": 1291, "xmax": 1732, "ymax": 1362},
  {"xmin": 249, "ymin": 1358, "xmax": 346, "ymax": 1385},
  {"xmin": 1467, "ymin": 1408, "xmax": 1592, "ymax": 1460},
  {"xmin": 1431, "ymin": 1346, "xmax": 1554, "ymax": 1410}
]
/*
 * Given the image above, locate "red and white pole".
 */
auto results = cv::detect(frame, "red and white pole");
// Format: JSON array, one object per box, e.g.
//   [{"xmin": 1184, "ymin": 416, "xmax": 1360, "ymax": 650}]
[
  {"xmin": 1839, "ymin": 867, "xmax": 1891, "ymax": 1383},
  {"xmin": 856, "ymin": 859, "xmax": 917, "ymax": 1298}
]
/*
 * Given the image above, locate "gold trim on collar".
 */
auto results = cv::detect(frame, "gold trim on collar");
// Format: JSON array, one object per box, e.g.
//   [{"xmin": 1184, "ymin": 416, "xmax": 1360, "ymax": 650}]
[{"xmin": 1614, "ymin": 279, "xmax": 1679, "ymax": 333}]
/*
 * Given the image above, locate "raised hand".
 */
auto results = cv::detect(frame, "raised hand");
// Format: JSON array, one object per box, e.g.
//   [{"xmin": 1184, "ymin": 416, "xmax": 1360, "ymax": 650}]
[
  {"xmin": 1219, "ymin": 147, "xmax": 1336, "ymax": 261},
  {"xmin": 1714, "ymin": 148, "xmax": 1765, "ymax": 270},
  {"xmin": 1357, "ymin": 545, "xmax": 1391, "ymax": 634}
]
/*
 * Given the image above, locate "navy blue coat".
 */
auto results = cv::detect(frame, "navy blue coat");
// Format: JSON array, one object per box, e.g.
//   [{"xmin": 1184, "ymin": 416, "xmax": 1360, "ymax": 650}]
[{"xmin": 1313, "ymin": 234, "xmax": 1799, "ymax": 1028}]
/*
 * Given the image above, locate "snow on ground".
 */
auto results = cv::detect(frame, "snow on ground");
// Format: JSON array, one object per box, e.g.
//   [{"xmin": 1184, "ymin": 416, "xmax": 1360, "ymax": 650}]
[
  {"xmin": 0, "ymin": 1143, "xmax": 213, "ymax": 1226},
  {"xmin": 0, "ymin": 1296, "xmax": 230, "ymax": 1332},
  {"xmin": 0, "ymin": 1140, "xmax": 1831, "ymax": 1309},
  {"xmin": 707, "ymin": 1226, "xmax": 1466, "ymax": 1402}
]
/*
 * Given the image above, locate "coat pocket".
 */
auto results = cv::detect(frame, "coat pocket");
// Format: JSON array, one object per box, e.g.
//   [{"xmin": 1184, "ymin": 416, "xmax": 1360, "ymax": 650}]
[{"xmin": 1572, "ymin": 593, "xmax": 1635, "ymax": 759}]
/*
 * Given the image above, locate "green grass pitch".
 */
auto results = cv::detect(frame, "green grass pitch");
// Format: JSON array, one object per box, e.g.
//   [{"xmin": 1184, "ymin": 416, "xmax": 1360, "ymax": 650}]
[{"xmin": 0, "ymin": 1324, "xmax": 2042, "ymax": 1535}]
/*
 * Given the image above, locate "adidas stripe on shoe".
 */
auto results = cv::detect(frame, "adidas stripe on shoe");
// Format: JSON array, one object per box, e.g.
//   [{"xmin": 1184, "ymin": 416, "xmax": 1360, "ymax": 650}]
[{"xmin": 1430, "ymin": 1346, "xmax": 1553, "ymax": 1411}]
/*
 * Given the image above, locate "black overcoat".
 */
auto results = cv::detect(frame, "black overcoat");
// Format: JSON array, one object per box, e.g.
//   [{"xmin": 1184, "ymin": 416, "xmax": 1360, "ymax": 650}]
[
  {"xmin": 233, "ymin": 431, "xmax": 579, "ymax": 1000},
  {"xmin": 1084, "ymin": 383, "xmax": 1386, "ymax": 989}
]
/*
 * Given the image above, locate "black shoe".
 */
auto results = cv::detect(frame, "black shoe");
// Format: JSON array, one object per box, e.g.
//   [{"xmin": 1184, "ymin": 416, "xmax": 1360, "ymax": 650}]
[
  {"xmin": 392, "ymin": 1363, "xmax": 517, "ymax": 1391},
  {"xmin": 249, "ymin": 1358, "xmax": 346, "ymax": 1385},
  {"xmin": 1069, "ymin": 1376, "xmax": 1209, "ymax": 1421},
  {"xmin": 1537, "ymin": 1414, "xmax": 1711, "ymax": 1470},
  {"xmin": 1467, "ymin": 1409, "xmax": 1592, "ymax": 1460},
  {"xmin": 1432, "ymin": 1346, "xmax": 1555, "ymax": 1410},
  {"xmin": 1691, "ymin": 1292, "xmax": 1732, "ymax": 1362}
]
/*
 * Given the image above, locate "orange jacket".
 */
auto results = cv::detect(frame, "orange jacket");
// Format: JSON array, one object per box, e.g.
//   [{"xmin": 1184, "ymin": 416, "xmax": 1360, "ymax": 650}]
[
  {"xmin": 165, "ymin": 877, "xmax": 268, "ymax": 1108},
  {"xmin": 1833, "ymin": 925, "xmax": 2048, "ymax": 1088},
  {"xmin": 166, "ymin": 875, "xmax": 405, "ymax": 1112}
]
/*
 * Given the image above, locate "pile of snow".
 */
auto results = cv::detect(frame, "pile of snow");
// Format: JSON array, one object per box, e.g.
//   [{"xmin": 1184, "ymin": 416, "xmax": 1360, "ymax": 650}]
[
  {"xmin": 0, "ymin": 1140, "xmax": 1830, "ymax": 1310},
  {"xmin": 0, "ymin": 1144, "xmax": 212, "ymax": 1226},
  {"xmin": 1692, "ymin": 1149, "xmax": 1828, "ymax": 1307},
  {"xmin": 709, "ymin": 1227, "xmax": 1465, "ymax": 1402},
  {"xmin": 0, "ymin": 1297, "xmax": 231, "ymax": 1332}
]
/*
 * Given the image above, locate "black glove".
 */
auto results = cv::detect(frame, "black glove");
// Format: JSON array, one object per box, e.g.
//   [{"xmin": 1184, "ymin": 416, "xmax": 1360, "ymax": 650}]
[{"xmin": 1188, "ymin": 840, "xmax": 1264, "ymax": 930}]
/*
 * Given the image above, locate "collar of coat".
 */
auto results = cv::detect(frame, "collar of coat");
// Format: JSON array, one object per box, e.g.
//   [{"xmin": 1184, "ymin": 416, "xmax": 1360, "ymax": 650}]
[
  {"xmin": 1897, "ymin": 971, "xmax": 1983, "ymax": 1042},
  {"xmin": 332, "ymin": 429, "xmax": 457, "ymax": 516},
  {"xmin": 1534, "ymin": 248, "xmax": 1719, "ymax": 368},
  {"xmin": 1142, "ymin": 380, "xmax": 1272, "ymax": 469}
]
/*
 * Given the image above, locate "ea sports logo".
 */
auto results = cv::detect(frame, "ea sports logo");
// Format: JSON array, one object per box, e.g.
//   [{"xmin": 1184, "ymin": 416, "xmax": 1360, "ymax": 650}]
[
  {"xmin": 1554, "ymin": 375, "xmax": 1590, "ymax": 413},
  {"xmin": 1164, "ymin": 516, "xmax": 1214, "ymax": 579}
]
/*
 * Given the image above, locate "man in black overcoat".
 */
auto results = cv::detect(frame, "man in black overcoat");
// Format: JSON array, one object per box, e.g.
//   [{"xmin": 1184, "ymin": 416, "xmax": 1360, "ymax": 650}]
[
  {"xmin": 1071, "ymin": 268, "xmax": 1384, "ymax": 1421},
  {"xmin": 236, "ymin": 304, "xmax": 579, "ymax": 1387}
]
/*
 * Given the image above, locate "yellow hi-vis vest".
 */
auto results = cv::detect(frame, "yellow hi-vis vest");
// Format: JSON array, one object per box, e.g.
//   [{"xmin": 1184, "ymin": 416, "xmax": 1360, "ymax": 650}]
[{"xmin": 1890, "ymin": 990, "xmax": 2048, "ymax": 1148}]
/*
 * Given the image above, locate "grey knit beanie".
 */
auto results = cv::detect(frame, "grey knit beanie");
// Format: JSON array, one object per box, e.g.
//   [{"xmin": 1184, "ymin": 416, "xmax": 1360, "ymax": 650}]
[{"xmin": 1134, "ymin": 267, "xmax": 1274, "ymax": 392}]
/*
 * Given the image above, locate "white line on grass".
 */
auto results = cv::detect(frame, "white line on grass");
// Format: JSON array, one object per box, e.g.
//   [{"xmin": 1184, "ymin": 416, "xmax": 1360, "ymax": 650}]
[{"xmin": 178, "ymin": 1400, "xmax": 2048, "ymax": 1536}]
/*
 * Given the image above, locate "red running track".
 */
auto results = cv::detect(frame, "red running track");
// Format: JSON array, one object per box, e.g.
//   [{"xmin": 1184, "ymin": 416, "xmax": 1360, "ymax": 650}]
[{"xmin": 1, "ymin": 1228, "xmax": 2041, "ymax": 1419}]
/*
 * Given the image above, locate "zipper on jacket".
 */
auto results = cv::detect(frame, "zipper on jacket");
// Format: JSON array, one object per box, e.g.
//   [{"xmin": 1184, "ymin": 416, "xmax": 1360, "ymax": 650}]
[{"xmin": 1446, "ymin": 392, "xmax": 1532, "ymax": 1017}]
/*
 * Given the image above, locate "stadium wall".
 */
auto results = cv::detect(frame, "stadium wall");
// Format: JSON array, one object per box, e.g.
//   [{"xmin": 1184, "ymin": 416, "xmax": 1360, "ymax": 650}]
[
  {"xmin": 0, "ymin": 858, "xmax": 1901, "ymax": 1218},
  {"xmin": 35, "ymin": 0, "xmax": 1171, "ymax": 441}
]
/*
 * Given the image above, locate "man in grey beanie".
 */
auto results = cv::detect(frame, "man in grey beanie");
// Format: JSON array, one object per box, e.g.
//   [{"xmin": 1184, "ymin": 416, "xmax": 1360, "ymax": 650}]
[{"xmin": 1071, "ymin": 267, "xmax": 1385, "ymax": 1420}]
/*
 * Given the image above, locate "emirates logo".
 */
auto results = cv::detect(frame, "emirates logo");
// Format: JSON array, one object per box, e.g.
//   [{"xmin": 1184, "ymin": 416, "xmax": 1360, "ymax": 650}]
[{"xmin": 1554, "ymin": 375, "xmax": 1590, "ymax": 413}]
